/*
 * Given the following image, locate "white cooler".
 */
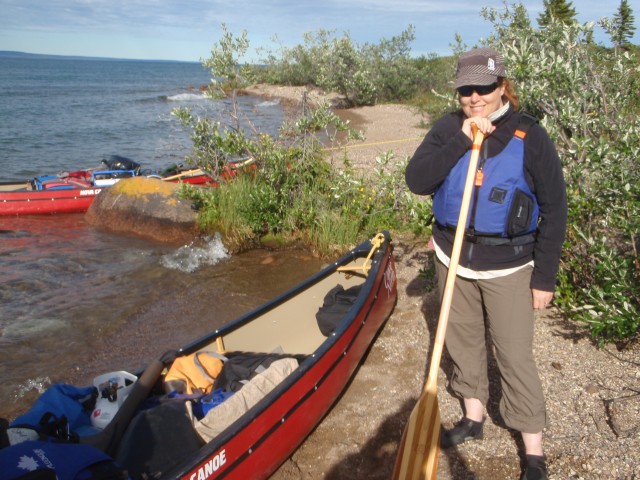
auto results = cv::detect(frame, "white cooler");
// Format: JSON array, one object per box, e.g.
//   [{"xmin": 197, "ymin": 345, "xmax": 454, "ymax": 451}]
[{"xmin": 90, "ymin": 371, "xmax": 138, "ymax": 429}]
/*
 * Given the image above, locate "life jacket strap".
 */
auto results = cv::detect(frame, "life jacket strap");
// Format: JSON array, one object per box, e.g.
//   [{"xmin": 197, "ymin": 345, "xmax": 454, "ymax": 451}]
[
  {"xmin": 437, "ymin": 222, "xmax": 537, "ymax": 246},
  {"xmin": 514, "ymin": 112, "xmax": 538, "ymax": 139},
  {"xmin": 468, "ymin": 232, "xmax": 536, "ymax": 246}
]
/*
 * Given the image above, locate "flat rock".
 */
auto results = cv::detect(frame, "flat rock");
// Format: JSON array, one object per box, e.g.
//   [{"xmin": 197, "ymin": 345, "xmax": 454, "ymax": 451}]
[
  {"xmin": 86, "ymin": 177, "xmax": 198, "ymax": 244},
  {"xmin": 608, "ymin": 395, "xmax": 640, "ymax": 437}
]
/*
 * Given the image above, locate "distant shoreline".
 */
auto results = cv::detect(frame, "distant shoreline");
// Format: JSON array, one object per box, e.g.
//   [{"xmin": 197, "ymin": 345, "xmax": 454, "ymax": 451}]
[{"xmin": 0, "ymin": 50, "xmax": 197, "ymax": 64}]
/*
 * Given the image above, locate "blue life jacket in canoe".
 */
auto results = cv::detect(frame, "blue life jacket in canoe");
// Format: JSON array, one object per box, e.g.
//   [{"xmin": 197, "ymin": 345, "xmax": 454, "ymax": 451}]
[
  {"xmin": 9, "ymin": 384, "xmax": 98, "ymax": 442},
  {"xmin": 433, "ymin": 114, "xmax": 539, "ymax": 244},
  {"xmin": 0, "ymin": 440, "xmax": 128, "ymax": 479}
]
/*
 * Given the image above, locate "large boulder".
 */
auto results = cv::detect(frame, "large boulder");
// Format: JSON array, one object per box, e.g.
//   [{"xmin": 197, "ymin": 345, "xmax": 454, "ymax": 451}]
[{"xmin": 86, "ymin": 177, "xmax": 199, "ymax": 244}]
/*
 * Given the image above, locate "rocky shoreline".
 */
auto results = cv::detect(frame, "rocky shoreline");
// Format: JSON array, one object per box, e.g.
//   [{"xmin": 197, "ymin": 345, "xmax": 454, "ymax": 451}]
[{"xmin": 243, "ymin": 84, "xmax": 640, "ymax": 480}]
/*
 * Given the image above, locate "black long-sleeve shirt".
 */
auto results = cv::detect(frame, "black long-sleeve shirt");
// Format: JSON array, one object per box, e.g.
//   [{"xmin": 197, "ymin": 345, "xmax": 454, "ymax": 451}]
[{"xmin": 405, "ymin": 106, "xmax": 567, "ymax": 291}]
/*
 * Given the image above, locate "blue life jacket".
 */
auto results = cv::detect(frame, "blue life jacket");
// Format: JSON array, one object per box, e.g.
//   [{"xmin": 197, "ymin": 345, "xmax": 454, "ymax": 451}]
[
  {"xmin": 9, "ymin": 384, "xmax": 98, "ymax": 442},
  {"xmin": 433, "ymin": 114, "xmax": 539, "ymax": 244}
]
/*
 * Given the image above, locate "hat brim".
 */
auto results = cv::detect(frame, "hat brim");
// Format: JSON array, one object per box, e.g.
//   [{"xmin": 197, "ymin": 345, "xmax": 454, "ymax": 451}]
[{"xmin": 454, "ymin": 73, "xmax": 499, "ymax": 89}]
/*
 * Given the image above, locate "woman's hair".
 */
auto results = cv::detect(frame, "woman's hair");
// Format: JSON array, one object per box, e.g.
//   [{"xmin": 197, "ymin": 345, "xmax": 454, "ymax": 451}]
[{"xmin": 500, "ymin": 77, "xmax": 519, "ymax": 111}]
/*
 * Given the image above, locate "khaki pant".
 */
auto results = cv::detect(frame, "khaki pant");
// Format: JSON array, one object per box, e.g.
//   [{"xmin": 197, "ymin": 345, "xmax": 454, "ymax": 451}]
[{"xmin": 436, "ymin": 260, "xmax": 547, "ymax": 433}]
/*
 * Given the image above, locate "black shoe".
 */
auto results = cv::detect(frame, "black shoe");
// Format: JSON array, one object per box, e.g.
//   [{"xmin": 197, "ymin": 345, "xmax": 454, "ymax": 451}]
[
  {"xmin": 520, "ymin": 455, "xmax": 548, "ymax": 480},
  {"xmin": 440, "ymin": 417, "xmax": 484, "ymax": 448},
  {"xmin": 520, "ymin": 465, "xmax": 548, "ymax": 480}
]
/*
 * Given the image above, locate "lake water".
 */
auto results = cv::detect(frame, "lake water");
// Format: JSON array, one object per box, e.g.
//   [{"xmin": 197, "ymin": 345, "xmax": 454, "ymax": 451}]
[
  {"xmin": 0, "ymin": 57, "xmax": 322, "ymax": 421},
  {"xmin": 0, "ymin": 56, "xmax": 285, "ymax": 180}
]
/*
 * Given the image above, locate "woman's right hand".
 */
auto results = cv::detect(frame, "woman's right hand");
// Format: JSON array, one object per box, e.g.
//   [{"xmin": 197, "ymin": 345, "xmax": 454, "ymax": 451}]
[{"xmin": 462, "ymin": 117, "xmax": 494, "ymax": 140}]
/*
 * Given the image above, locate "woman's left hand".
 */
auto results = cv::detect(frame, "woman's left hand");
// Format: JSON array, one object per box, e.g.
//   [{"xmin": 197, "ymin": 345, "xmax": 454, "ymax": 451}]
[{"xmin": 532, "ymin": 289, "xmax": 554, "ymax": 309}]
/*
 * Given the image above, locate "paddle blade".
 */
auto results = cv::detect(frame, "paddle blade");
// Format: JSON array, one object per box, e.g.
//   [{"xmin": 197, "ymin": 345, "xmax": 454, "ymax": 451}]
[{"xmin": 393, "ymin": 387, "xmax": 441, "ymax": 480}]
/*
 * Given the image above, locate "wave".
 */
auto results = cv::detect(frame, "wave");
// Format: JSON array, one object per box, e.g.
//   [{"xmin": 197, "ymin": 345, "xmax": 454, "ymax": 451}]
[
  {"xmin": 160, "ymin": 233, "xmax": 229, "ymax": 273},
  {"xmin": 165, "ymin": 92, "xmax": 206, "ymax": 102},
  {"xmin": 12, "ymin": 376, "xmax": 51, "ymax": 400},
  {"xmin": 2, "ymin": 317, "xmax": 70, "ymax": 340},
  {"xmin": 257, "ymin": 99, "xmax": 280, "ymax": 108}
]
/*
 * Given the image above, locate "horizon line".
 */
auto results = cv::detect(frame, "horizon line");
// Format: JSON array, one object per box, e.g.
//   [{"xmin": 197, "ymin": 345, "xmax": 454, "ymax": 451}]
[{"xmin": 0, "ymin": 50, "xmax": 200, "ymax": 64}]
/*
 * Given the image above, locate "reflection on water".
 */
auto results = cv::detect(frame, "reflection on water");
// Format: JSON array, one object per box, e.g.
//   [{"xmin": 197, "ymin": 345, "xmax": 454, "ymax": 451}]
[{"xmin": 0, "ymin": 214, "xmax": 323, "ymax": 421}]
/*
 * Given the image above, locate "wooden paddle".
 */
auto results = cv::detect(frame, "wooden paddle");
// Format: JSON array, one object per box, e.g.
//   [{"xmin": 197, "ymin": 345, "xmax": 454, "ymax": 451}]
[
  {"xmin": 161, "ymin": 157, "xmax": 255, "ymax": 182},
  {"xmin": 393, "ymin": 125, "xmax": 485, "ymax": 479},
  {"xmin": 161, "ymin": 168, "xmax": 205, "ymax": 182}
]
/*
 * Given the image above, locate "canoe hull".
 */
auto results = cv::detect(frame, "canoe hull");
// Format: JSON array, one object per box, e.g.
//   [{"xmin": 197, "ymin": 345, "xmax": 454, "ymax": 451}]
[
  {"xmin": 0, "ymin": 187, "xmax": 102, "ymax": 215},
  {"xmin": 166, "ymin": 173, "xmax": 216, "ymax": 186}
]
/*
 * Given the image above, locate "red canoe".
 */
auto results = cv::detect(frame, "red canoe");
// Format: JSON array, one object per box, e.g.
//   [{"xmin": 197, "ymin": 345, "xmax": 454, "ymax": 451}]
[
  {"xmin": 11, "ymin": 232, "xmax": 396, "ymax": 478},
  {"xmin": 0, "ymin": 178, "xmax": 103, "ymax": 215},
  {"xmin": 166, "ymin": 233, "xmax": 397, "ymax": 479},
  {"xmin": 162, "ymin": 158, "xmax": 256, "ymax": 187},
  {"xmin": 0, "ymin": 159, "xmax": 140, "ymax": 216}
]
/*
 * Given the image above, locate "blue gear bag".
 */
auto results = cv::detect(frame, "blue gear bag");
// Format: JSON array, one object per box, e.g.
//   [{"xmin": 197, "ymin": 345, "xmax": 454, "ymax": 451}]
[{"xmin": 0, "ymin": 440, "xmax": 129, "ymax": 479}]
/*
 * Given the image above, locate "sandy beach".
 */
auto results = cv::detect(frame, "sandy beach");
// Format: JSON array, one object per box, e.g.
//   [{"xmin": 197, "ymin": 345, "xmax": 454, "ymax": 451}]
[
  {"xmin": 242, "ymin": 84, "xmax": 427, "ymax": 171},
  {"xmin": 243, "ymin": 84, "xmax": 640, "ymax": 480}
]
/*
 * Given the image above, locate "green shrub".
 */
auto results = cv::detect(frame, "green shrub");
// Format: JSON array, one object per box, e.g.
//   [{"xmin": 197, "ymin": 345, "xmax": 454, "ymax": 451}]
[
  {"xmin": 250, "ymin": 26, "xmax": 426, "ymax": 106},
  {"xmin": 482, "ymin": 3, "xmax": 640, "ymax": 344}
]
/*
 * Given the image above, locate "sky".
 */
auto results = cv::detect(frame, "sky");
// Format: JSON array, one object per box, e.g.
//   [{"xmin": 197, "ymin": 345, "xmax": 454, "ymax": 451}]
[{"xmin": 1, "ymin": 1, "xmax": 637, "ymax": 62}]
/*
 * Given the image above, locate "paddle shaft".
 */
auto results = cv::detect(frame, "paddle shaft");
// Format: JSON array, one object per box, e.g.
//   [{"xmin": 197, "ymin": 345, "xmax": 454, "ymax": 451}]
[
  {"xmin": 161, "ymin": 158, "xmax": 254, "ymax": 182},
  {"xmin": 394, "ymin": 126, "xmax": 485, "ymax": 479},
  {"xmin": 426, "ymin": 126, "xmax": 485, "ymax": 402},
  {"xmin": 162, "ymin": 168, "xmax": 205, "ymax": 182}
]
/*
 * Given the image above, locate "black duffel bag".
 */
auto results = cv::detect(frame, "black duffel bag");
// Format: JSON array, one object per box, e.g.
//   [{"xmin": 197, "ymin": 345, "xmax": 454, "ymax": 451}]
[{"xmin": 315, "ymin": 284, "xmax": 362, "ymax": 336}]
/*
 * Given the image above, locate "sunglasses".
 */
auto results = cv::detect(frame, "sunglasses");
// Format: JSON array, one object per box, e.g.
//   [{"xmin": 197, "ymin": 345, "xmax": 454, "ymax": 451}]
[{"xmin": 457, "ymin": 83, "xmax": 499, "ymax": 97}]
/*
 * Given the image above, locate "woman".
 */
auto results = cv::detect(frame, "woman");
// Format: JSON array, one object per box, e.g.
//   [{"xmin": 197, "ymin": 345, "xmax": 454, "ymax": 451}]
[{"xmin": 405, "ymin": 48, "xmax": 567, "ymax": 480}]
